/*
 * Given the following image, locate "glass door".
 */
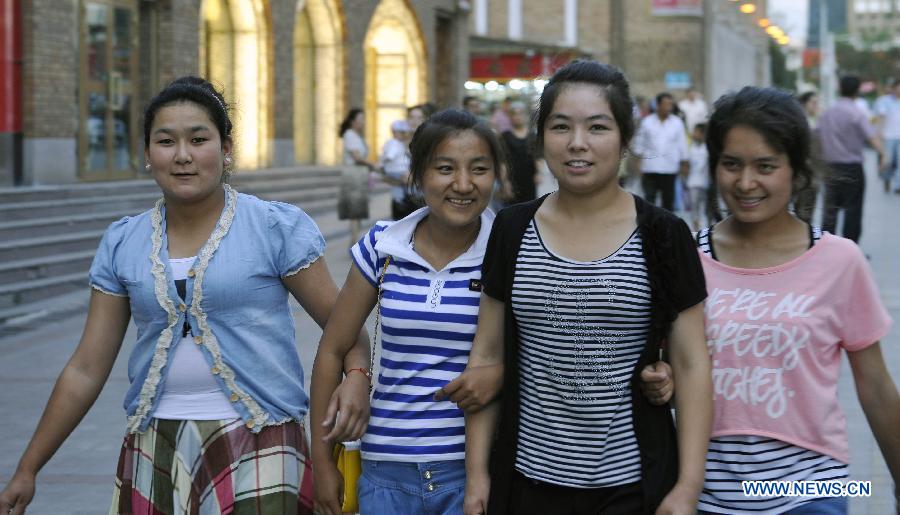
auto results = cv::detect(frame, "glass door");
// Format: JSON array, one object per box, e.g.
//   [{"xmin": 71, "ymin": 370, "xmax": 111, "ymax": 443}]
[{"xmin": 79, "ymin": 0, "xmax": 139, "ymax": 181}]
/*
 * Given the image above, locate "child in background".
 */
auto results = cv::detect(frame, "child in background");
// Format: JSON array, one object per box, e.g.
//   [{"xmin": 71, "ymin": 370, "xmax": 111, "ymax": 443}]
[
  {"xmin": 686, "ymin": 122, "xmax": 709, "ymax": 230},
  {"xmin": 379, "ymin": 119, "xmax": 413, "ymax": 220}
]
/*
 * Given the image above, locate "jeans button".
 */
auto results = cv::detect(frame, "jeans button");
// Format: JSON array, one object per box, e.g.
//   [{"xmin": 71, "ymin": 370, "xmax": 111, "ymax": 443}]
[
  {"xmin": 427, "ymin": 483, "xmax": 435, "ymax": 492},
  {"xmin": 424, "ymin": 470, "xmax": 432, "ymax": 480}
]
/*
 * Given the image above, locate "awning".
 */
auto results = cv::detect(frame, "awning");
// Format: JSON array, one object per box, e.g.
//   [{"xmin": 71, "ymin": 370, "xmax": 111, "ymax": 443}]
[{"xmin": 468, "ymin": 36, "xmax": 589, "ymax": 82}]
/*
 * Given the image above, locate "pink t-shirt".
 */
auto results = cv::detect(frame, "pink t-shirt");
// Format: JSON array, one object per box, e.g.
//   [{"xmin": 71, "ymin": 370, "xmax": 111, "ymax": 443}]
[{"xmin": 700, "ymin": 233, "xmax": 892, "ymax": 463}]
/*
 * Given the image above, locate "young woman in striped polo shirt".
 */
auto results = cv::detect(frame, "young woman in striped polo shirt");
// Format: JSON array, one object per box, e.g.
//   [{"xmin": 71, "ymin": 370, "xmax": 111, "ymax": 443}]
[
  {"xmin": 309, "ymin": 109, "xmax": 506, "ymax": 515},
  {"xmin": 309, "ymin": 107, "xmax": 674, "ymax": 515}
]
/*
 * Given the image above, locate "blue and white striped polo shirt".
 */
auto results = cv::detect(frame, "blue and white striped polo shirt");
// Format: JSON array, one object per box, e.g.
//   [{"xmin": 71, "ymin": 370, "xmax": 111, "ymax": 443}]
[{"xmin": 351, "ymin": 207, "xmax": 495, "ymax": 463}]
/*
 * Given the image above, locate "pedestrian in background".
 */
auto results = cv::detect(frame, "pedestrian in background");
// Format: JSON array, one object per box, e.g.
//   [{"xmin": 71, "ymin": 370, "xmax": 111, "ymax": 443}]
[
  {"xmin": 379, "ymin": 119, "xmax": 414, "ymax": 220},
  {"xmin": 398, "ymin": 104, "xmax": 431, "ymax": 213},
  {"xmin": 490, "ymin": 97, "xmax": 513, "ymax": 133},
  {"xmin": 818, "ymin": 75, "xmax": 887, "ymax": 243},
  {"xmin": 634, "ymin": 92, "xmax": 689, "ymax": 211},
  {"xmin": 340, "ymin": 108, "xmax": 377, "ymax": 243},
  {"xmin": 0, "ymin": 77, "xmax": 370, "ymax": 514},
  {"xmin": 686, "ymin": 122, "xmax": 709, "ymax": 231},
  {"xmin": 463, "ymin": 95, "xmax": 483, "ymax": 117},
  {"xmin": 408, "ymin": 104, "xmax": 427, "ymax": 133},
  {"xmin": 635, "ymin": 95, "xmax": 652, "ymax": 120},
  {"xmin": 694, "ymin": 85, "xmax": 900, "ymax": 514},
  {"xmin": 463, "ymin": 59, "xmax": 711, "ymax": 515},
  {"xmin": 678, "ymin": 87, "xmax": 709, "ymax": 133},
  {"xmin": 309, "ymin": 109, "xmax": 508, "ymax": 515},
  {"xmin": 793, "ymin": 91, "xmax": 822, "ymax": 224},
  {"xmin": 874, "ymin": 78, "xmax": 900, "ymax": 193},
  {"xmin": 500, "ymin": 100, "xmax": 540, "ymax": 205},
  {"xmin": 798, "ymin": 91, "xmax": 819, "ymax": 129}
]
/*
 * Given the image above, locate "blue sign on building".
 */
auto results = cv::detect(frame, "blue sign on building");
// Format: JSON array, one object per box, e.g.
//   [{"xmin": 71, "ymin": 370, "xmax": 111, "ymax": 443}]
[{"xmin": 664, "ymin": 71, "xmax": 692, "ymax": 90}]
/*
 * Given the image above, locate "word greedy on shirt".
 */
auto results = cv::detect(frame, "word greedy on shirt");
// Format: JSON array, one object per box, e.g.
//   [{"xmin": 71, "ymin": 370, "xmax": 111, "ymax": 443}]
[{"xmin": 705, "ymin": 287, "xmax": 815, "ymax": 419}]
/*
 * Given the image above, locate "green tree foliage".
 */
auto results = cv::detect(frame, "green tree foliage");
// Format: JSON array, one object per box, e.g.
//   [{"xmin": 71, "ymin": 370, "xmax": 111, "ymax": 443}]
[
  {"xmin": 770, "ymin": 40, "xmax": 797, "ymax": 92},
  {"xmin": 835, "ymin": 32, "xmax": 900, "ymax": 86}
]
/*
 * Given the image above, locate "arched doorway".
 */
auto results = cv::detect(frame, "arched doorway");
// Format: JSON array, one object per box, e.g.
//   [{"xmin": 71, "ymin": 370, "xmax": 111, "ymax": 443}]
[
  {"xmin": 199, "ymin": 0, "xmax": 272, "ymax": 169},
  {"xmin": 294, "ymin": 0, "xmax": 345, "ymax": 165},
  {"xmin": 364, "ymin": 0, "xmax": 427, "ymax": 159}
]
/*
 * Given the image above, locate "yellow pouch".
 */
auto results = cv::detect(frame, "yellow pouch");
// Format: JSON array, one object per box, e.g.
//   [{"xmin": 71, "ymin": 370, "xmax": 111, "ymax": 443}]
[
  {"xmin": 330, "ymin": 257, "xmax": 388, "ymax": 513},
  {"xmin": 332, "ymin": 441, "xmax": 361, "ymax": 513}
]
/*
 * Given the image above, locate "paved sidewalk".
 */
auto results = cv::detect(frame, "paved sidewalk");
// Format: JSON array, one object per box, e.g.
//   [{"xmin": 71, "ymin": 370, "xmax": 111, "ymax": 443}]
[{"xmin": 2, "ymin": 167, "xmax": 899, "ymax": 513}]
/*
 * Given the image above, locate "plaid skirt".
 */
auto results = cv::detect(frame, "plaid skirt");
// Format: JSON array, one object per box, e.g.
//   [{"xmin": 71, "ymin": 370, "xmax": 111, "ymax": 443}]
[{"xmin": 110, "ymin": 418, "xmax": 313, "ymax": 515}]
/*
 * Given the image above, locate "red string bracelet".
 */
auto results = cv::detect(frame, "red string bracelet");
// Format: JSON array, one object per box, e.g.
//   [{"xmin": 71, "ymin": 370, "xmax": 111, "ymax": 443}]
[{"xmin": 346, "ymin": 368, "xmax": 372, "ymax": 381}]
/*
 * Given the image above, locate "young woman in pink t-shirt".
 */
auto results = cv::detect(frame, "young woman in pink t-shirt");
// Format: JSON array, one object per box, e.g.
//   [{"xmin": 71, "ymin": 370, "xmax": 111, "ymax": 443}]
[{"xmin": 690, "ymin": 87, "xmax": 900, "ymax": 514}]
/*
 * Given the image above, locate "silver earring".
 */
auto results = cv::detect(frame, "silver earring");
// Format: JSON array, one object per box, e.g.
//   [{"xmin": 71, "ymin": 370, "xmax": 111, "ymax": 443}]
[{"xmin": 144, "ymin": 163, "xmax": 151, "ymax": 171}]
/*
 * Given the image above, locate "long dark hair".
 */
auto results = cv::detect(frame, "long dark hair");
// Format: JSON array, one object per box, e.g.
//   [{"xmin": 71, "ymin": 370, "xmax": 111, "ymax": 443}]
[
  {"xmin": 705, "ymin": 86, "xmax": 816, "ymax": 222},
  {"xmin": 339, "ymin": 108, "xmax": 363, "ymax": 137}
]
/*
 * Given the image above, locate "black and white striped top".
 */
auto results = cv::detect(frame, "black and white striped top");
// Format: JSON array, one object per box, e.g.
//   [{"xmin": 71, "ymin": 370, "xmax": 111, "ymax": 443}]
[
  {"xmin": 511, "ymin": 220, "xmax": 650, "ymax": 488},
  {"xmin": 696, "ymin": 225, "xmax": 849, "ymax": 514}
]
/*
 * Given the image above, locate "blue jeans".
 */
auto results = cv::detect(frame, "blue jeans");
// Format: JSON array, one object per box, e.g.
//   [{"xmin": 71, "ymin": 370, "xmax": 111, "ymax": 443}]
[
  {"xmin": 883, "ymin": 138, "xmax": 900, "ymax": 189},
  {"xmin": 699, "ymin": 496, "xmax": 847, "ymax": 515},
  {"xmin": 358, "ymin": 459, "xmax": 465, "ymax": 515}
]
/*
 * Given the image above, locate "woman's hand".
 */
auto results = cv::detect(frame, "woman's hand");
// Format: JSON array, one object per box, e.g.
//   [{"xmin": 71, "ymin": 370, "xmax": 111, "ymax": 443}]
[
  {"xmin": 654, "ymin": 482, "xmax": 700, "ymax": 515},
  {"xmin": 312, "ymin": 460, "xmax": 345, "ymax": 515},
  {"xmin": 322, "ymin": 371, "xmax": 371, "ymax": 443},
  {"xmin": 463, "ymin": 471, "xmax": 491, "ymax": 515},
  {"xmin": 0, "ymin": 471, "xmax": 36, "ymax": 515},
  {"xmin": 640, "ymin": 361, "xmax": 674, "ymax": 406},
  {"xmin": 434, "ymin": 363, "xmax": 503, "ymax": 412}
]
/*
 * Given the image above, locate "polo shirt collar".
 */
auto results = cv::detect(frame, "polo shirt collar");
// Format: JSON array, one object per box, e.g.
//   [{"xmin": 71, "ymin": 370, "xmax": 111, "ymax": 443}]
[{"xmin": 375, "ymin": 206, "xmax": 496, "ymax": 272}]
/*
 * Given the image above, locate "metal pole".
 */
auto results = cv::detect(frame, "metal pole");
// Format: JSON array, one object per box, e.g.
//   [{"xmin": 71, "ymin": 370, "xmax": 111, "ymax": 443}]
[{"xmin": 819, "ymin": 0, "xmax": 836, "ymax": 106}]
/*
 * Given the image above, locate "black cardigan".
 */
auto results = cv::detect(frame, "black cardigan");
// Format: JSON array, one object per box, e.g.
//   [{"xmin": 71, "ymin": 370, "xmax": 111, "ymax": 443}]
[{"xmin": 480, "ymin": 193, "xmax": 707, "ymax": 514}]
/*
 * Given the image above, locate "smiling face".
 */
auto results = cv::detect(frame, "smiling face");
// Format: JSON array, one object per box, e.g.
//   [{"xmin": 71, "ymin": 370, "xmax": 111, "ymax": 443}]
[
  {"xmin": 420, "ymin": 129, "xmax": 495, "ymax": 231},
  {"xmin": 716, "ymin": 125, "xmax": 794, "ymax": 224},
  {"xmin": 145, "ymin": 101, "xmax": 232, "ymax": 204},
  {"xmin": 541, "ymin": 83, "xmax": 622, "ymax": 195}
]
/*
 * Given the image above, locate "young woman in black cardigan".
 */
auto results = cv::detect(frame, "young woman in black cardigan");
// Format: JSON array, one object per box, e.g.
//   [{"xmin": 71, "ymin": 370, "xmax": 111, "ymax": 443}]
[{"xmin": 462, "ymin": 60, "xmax": 713, "ymax": 515}]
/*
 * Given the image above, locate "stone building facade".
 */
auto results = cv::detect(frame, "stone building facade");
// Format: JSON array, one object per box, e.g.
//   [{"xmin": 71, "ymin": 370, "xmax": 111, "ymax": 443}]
[
  {"xmin": 5, "ymin": 0, "xmax": 775, "ymax": 186},
  {"xmin": 846, "ymin": 0, "xmax": 900, "ymax": 45},
  {"xmin": 470, "ymin": 0, "xmax": 770, "ymax": 102},
  {"xmin": 8, "ymin": 0, "xmax": 470, "ymax": 186}
]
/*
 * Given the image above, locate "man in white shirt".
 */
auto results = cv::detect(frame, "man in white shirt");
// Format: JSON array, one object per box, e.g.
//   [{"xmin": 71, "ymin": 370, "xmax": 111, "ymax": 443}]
[
  {"xmin": 635, "ymin": 93, "xmax": 689, "ymax": 211},
  {"xmin": 678, "ymin": 88, "xmax": 708, "ymax": 132},
  {"xmin": 875, "ymin": 79, "xmax": 900, "ymax": 192}
]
